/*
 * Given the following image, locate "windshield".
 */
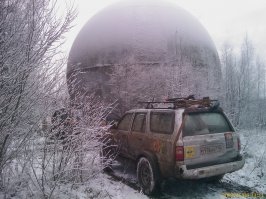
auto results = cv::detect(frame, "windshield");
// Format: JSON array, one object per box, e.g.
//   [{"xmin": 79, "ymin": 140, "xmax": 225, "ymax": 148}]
[{"xmin": 183, "ymin": 112, "xmax": 233, "ymax": 136}]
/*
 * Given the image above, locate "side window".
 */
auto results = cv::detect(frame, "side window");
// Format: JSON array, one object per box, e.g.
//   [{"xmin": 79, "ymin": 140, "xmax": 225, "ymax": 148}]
[
  {"xmin": 117, "ymin": 113, "xmax": 133, "ymax": 131},
  {"xmin": 132, "ymin": 113, "xmax": 146, "ymax": 133},
  {"xmin": 150, "ymin": 112, "xmax": 175, "ymax": 134}
]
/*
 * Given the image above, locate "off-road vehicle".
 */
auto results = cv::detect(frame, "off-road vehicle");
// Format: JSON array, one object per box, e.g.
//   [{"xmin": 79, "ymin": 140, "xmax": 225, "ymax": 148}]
[{"xmin": 102, "ymin": 96, "xmax": 245, "ymax": 195}]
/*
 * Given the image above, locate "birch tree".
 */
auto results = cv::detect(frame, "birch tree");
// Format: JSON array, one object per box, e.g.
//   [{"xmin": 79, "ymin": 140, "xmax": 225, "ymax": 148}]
[{"xmin": 221, "ymin": 43, "xmax": 238, "ymax": 125}]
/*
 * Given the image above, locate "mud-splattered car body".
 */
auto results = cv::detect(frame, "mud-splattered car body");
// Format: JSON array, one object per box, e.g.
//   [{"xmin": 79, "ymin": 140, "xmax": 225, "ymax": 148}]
[{"xmin": 107, "ymin": 98, "xmax": 245, "ymax": 194}]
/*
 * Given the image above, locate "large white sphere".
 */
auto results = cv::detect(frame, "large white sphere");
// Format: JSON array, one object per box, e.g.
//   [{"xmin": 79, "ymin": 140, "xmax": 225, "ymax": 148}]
[{"xmin": 67, "ymin": 0, "xmax": 221, "ymax": 106}]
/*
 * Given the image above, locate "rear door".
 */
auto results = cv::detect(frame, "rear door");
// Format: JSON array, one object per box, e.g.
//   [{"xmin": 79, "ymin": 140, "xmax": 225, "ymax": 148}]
[
  {"xmin": 181, "ymin": 112, "xmax": 239, "ymax": 169},
  {"xmin": 149, "ymin": 111, "xmax": 176, "ymax": 171},
  {"xmin": 128, "ymin": 112, "xmax": 147, "ymax": 158},
  {"xmin": 114, "ymin": 113, "xmax": 134, "ymax": 157}
]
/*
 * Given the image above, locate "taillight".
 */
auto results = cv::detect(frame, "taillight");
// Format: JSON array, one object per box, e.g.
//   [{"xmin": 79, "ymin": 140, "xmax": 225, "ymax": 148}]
[
  {"xmin": 237, "ymin": 137, "xmax": 241, "ymax": 151},
  {"xmin": 176, "ymin": 146, "xmax": 184, "ymax": 161}
]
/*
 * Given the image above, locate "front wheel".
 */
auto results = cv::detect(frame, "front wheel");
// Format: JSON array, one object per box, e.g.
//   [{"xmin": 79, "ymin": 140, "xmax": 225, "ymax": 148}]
[{"xmin": 137, "ymin": 157, "xmax": 160, "ymax": 195}]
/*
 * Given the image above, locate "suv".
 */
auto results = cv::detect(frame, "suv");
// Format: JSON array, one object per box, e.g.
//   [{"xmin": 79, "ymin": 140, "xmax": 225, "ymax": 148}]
[{"xmin": 103, "ymin": 97, "xmax": 245, "ymax": 195}]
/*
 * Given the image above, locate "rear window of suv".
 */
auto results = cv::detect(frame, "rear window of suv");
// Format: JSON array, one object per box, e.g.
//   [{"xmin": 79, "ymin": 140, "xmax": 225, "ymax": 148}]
[
  {"xmin": 183, "ymin": 112, "xmax": 233, "ymax": 136},
  {"xmin": 150, "ymin": 111, "xmax": 175, "ymax": 134}
]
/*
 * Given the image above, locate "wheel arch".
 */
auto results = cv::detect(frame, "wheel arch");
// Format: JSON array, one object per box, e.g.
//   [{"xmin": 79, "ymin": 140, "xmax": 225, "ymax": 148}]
[
  {"xmin": 137, "ymin": 151, "xmax": 158, "ymax": 164},
  {"xmin": 136, "ymin": 151, "xmax": 161, "ymax": 177}
]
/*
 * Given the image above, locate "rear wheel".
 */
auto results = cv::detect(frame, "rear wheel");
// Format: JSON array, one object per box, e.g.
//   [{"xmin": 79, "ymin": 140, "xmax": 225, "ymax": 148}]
[{"xmin": 137, "ymin": 157, "xmax": 160, "ymax": 195}]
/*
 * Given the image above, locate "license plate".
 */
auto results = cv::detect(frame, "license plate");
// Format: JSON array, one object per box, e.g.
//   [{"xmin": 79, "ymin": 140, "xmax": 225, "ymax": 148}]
[{"xmin": 200, "ymin": 144, "xmax": 223, "ymax": 155}]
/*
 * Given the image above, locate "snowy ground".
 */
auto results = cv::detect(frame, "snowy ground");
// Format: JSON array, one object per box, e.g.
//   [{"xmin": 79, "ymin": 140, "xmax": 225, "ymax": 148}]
[
  {"xmin": 0, "ymin": 168, "xmax": 148, "ymax": 199},
  {"xmin": 0, "ymin": 129, "xmax": 265, "ymax": 199},
  {"xmin": 45, "ymin": 173, "xmax": 148, "ymax": 199},
  {"xmin": 224, "ymin": 129, "xmax": 266, "ymax": 194}
]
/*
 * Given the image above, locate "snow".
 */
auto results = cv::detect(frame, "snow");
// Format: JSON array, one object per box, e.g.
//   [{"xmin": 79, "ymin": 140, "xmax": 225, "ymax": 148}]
[
  {"xmin": 1, "ymin": 128, "xmax": 265, "ymax": 198},
  {"xmin": 0, "ymin": 173, "xmax": 147, "ymax": 199},
  {"xmin": 49, "ymin": 173, "xmax": 148, "ymax": 199},
  {"xmin": 224, "ymin": 129, "xmax": 266, "ymax": 194}
]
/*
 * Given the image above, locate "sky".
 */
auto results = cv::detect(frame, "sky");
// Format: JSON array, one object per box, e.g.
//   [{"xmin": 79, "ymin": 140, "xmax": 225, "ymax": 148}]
[{"xmin": 62, "ymin": 0, "xmax": 266, "ymax": 59}]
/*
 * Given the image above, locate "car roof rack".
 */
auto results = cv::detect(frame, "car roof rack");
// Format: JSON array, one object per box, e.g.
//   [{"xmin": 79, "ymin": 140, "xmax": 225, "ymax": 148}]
[{"xmin": 138, "ymin": 95, "xmax": 219, "ymax": 109}]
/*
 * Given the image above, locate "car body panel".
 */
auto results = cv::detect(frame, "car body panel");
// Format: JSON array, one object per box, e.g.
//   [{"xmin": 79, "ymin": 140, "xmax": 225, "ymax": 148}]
[
  {"xmin": 177, "ymin": 155, "xmax": 245, "ymax": 179},
  {"xmin": 182, "ymin": 133, "xmax": 239, "ymax": 167},
  {"xmin": 108, "ymin": 106, "xmax": 244, "ymax": 179},
  {"xmin": 181, "ymin": 111, "xmax": 240, "ymax": 169}
]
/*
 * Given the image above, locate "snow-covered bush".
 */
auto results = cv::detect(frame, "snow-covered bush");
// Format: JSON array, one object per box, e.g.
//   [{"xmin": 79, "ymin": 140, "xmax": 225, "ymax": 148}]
[
  {"xmin": 0, "ymin": 0, "xmax": 76, "ymax": 196},
  {"xmin": 22, "ymin": 96, "xmax": 114, "ymax": 198}
]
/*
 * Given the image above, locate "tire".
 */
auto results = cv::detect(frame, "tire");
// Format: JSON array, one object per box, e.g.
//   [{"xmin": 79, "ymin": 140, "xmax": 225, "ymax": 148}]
[{"xmin": 137, "ymin": 157, "xmax": 161, "ymax": 195}]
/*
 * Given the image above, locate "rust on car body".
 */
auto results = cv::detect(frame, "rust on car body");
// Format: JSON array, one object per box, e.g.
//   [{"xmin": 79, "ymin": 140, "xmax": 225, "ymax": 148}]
[{"xmin": 105, "ymin": 96, "xmax": 245, "ymax": 194}]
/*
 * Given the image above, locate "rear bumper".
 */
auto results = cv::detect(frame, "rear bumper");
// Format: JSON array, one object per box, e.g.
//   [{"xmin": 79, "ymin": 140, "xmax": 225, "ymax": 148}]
[{"xmin": 176, "ymin": 155, "xmax": 245, "ymax": 179}]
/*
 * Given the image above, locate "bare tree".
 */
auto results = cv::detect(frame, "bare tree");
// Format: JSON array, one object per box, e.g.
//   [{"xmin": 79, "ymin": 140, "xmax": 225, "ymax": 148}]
[
  {"xmin": 221, "ymin": 42, "xmax": 239, "ymax": 125},
  {"xmin": 108, "ymin": 63, "xmax": 167, "ymax": 114},
  {"xmin": 220, "ymin": 36, "xmax": 266, "ymax": 129},
  {"xmin": 237, "ymin": 35, "xmax": 255, "ymax": 127},
  {"xmin": 255, "ymin": 57, "xmax": 266, "ymax": 128},
  {"xmin": 0, "ymin": 0, "xmax": 76, "ymax": 190},
  {"xmin": 24, "ymin": 95, "xmax": 113, "ymax": 198}
]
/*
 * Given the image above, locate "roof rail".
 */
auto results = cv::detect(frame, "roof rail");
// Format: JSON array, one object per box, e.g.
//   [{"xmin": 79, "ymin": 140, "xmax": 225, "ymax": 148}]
[{"xmin": 138, "ymin": 96, "xmax": 219, "ymax": 109}]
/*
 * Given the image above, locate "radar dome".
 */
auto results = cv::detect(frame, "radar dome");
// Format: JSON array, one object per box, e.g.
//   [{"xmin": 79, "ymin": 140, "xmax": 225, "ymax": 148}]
[{"xmin": 67, "ymin": 0, "xmax": 221, "ymax": 111}]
